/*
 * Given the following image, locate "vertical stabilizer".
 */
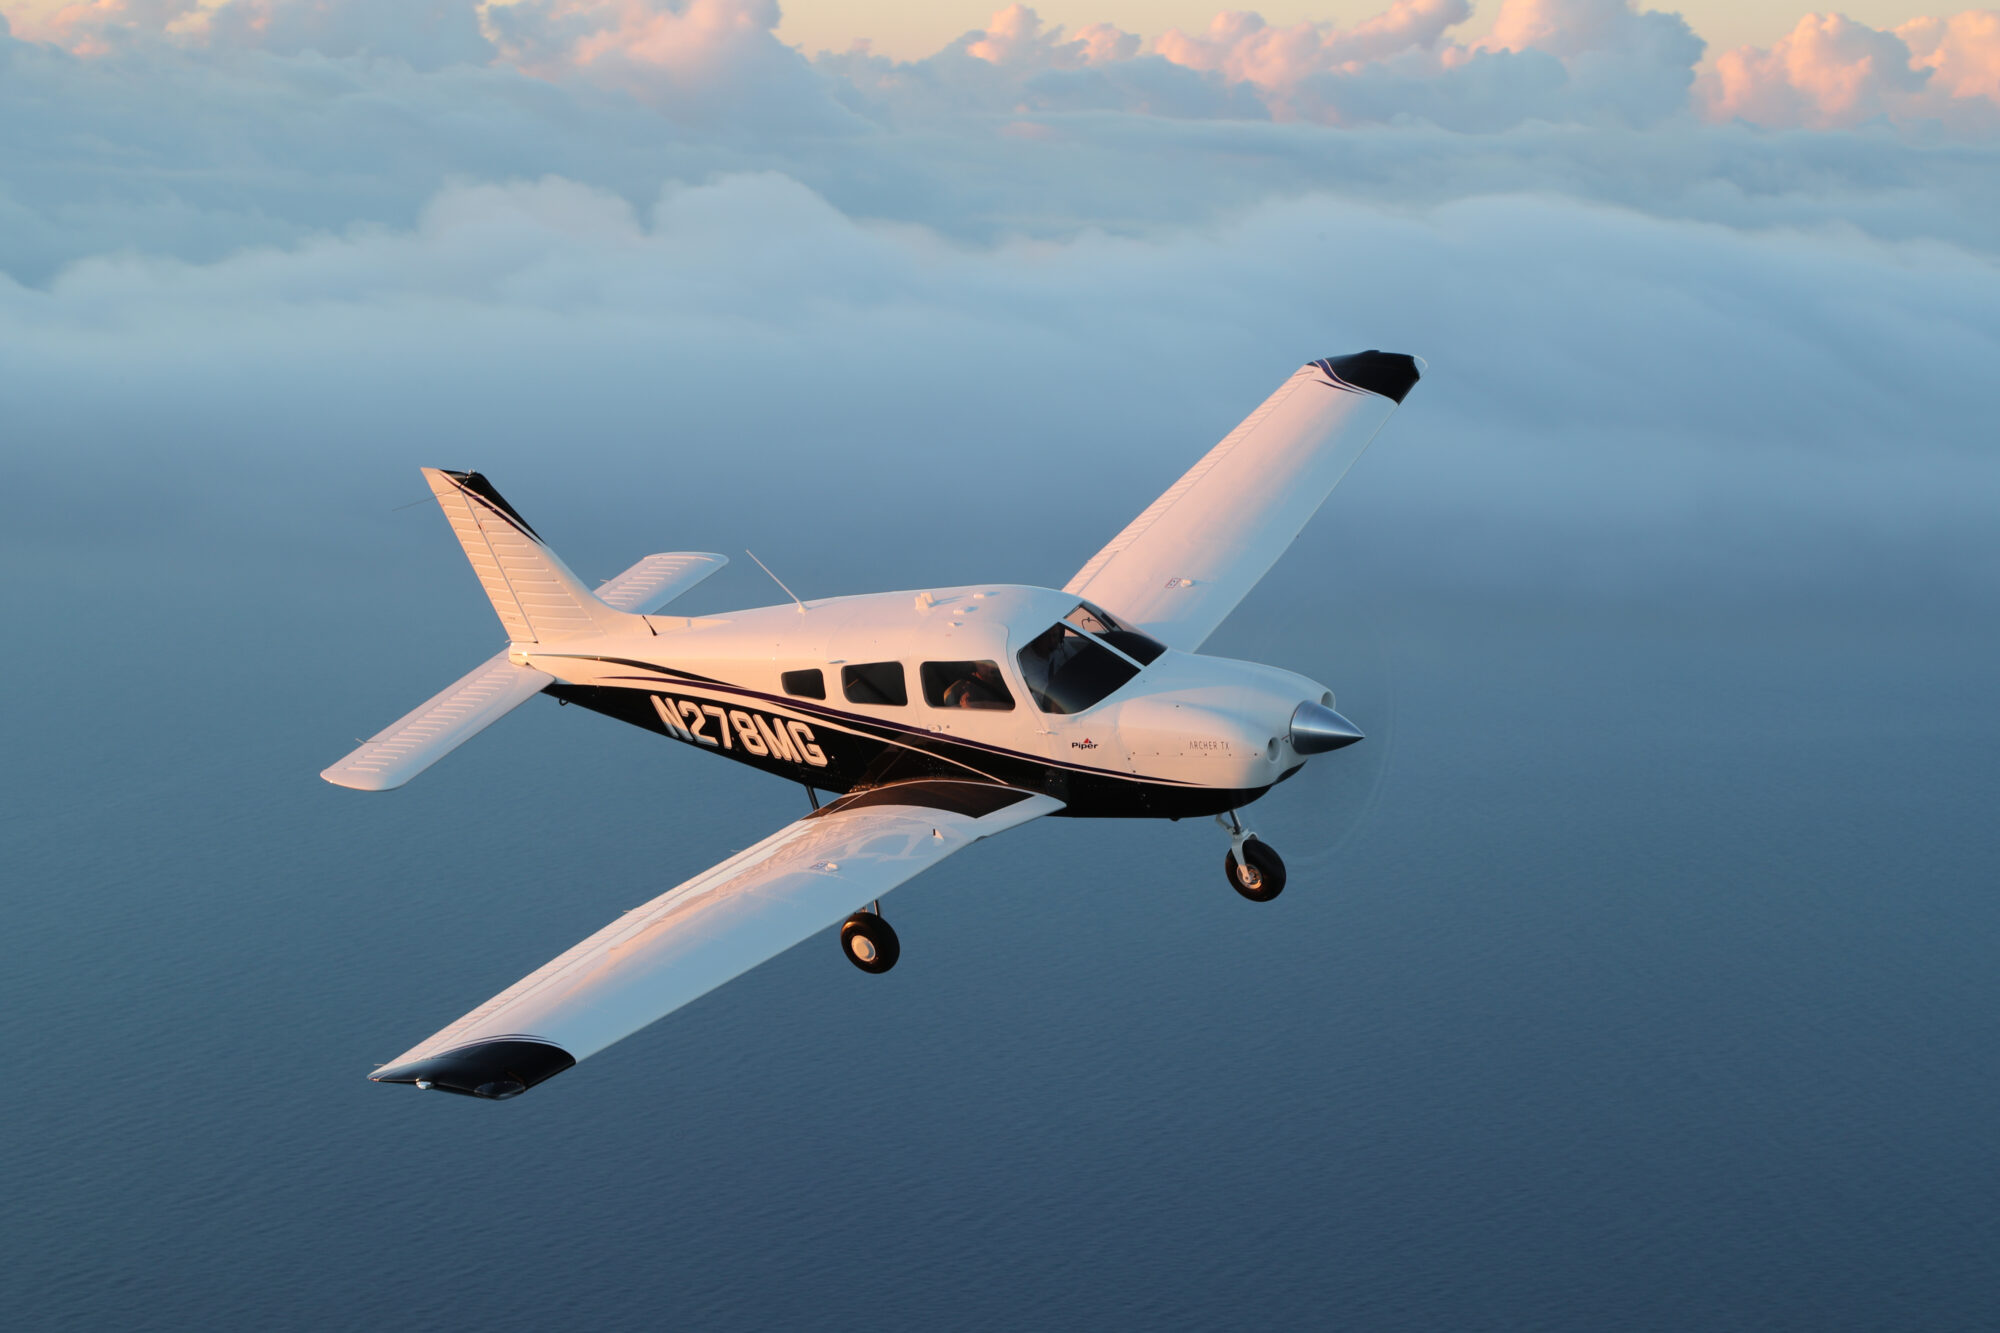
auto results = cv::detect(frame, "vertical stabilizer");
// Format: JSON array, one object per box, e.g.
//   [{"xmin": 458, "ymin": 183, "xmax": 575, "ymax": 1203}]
[{"xmin": 424, "ymin": 468, "xmax": 641, "ymax": 642}]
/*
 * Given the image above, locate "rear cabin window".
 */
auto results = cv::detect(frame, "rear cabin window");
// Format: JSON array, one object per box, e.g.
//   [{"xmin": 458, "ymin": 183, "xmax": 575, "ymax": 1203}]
[
  {"xmin": 841, "ymin": 661, "xmax": 908, "ymax": 707},
  {"xmin": 1064, "ymin": 603, "xmax": 1167, "ymax": 666},
  {"xmin": 781, "ymin": 668, "xmax": 825, "ymax": 699},
  {"xmin": 1017, "ymin": 625, "xmax": 1139, "ymax": 715},
  {"xmin": 920, "ymin": 661, "xmax": 1015, "ymax": 711}
]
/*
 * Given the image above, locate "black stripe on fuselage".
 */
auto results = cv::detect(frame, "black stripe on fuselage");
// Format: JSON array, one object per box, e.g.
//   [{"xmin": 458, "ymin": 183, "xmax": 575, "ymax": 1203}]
[
  {"xmin": 541, "ymin": 668, "xmax": 1277, "ymax": 820},
  {"xmin": 547, "ymin": 654, "xmax": 1202, "ymax": 789}
]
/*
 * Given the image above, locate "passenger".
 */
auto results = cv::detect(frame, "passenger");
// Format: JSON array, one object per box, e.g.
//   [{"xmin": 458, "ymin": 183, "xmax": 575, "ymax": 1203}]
[{"xmin": 943, "ymin": 661, "xmax": 1009, "ymax": 709}]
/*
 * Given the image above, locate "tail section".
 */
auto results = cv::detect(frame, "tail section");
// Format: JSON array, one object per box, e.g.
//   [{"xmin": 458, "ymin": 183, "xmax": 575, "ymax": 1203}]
[{"xmin": 425, "ymin": 468, "xmax": 640, "ymax": 642}]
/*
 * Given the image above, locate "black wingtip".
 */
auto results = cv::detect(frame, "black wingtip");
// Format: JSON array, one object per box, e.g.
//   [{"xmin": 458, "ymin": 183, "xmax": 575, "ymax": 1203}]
[
  {"xmin": 371, "ymin": 1038, "xmax": 576, "ymax": 1100},
  {"xmin": 1311, "ymin": 351, "xmax": 1421, "ymax": 404}
]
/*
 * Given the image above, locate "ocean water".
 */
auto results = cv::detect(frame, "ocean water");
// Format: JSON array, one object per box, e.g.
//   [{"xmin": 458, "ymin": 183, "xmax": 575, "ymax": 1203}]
[{"xmin": 3, "ymin": 401, "xmax": 1997, "ymax": 1330}]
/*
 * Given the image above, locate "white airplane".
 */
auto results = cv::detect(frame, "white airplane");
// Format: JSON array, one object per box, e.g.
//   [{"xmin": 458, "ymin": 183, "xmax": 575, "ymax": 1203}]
[{"xmin": 326, "ymin": 351, "xmax": 1420, "ymax": 1100}]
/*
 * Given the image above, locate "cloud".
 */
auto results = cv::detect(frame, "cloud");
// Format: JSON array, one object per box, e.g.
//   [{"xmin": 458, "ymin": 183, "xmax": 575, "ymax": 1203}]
[
  {"xmin": 1702, "ymin": 13, "xmax": 1930, "ymax": 129},
  {"xmin": 820, "ymin": 0, "xmax": 1706, "ymax": 130},
  {"xmin": 12, "ymin": 0, "xmax": 492, "ymax": 66},
  {"xmin": 1901, "ymin": 9, "xmax": 2000, "ymax": 102},
  {"xmin": 1700, "ymin": 9, "xmax": 2000, "ymax": 131},
  {"xmin": 197, "ymin": 0, "xmax": 495, "ymax": 69},
  {"xmin": 484, "ymin": 0, "xmax": 847, "ymax": 129},
  {"xmin": 4, "ymin": 172, "xmax": 1996, "ymax": 608},
  {"xmin": 9, "ymin": 0, "xmax": 2000, "ymax": 132}
]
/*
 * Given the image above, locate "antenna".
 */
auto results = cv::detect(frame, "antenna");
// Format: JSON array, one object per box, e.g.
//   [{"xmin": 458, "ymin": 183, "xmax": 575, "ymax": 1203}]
[{"xmin": 746, "ymin": 549, "xmax": 807, "ymax": 615}]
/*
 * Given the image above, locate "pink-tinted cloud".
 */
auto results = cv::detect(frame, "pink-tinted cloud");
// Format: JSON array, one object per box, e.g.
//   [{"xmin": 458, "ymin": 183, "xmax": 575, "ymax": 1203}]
[
  {"xmin": 1152, "ymin": 0, "xmax": 1471, "ymax": 89},
  {"xmin": 1702, "ymin": 13, "xmax": 1928, "ymax": 128},
  {"xmin": 480, "ymin": 0, "xmax": 844, "ymax": 128},
  {"xmin": 1699, "ymin": 9, "xmax": 2000, "ymax": 130},
  {"xmin": 8, "ymin": 0, "xmax": 2000, "ymax": 134},
  {"xmin": 1899, "ymin": 9, "xmax": 2000, "ymax": 101},
  {"xmin": 962, "ymin": 4, "xmax": 1136, "ymax": 68}
]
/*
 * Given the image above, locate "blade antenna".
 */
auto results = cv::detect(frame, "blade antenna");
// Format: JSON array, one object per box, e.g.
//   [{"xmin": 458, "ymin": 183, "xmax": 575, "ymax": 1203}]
[{"xmin": 746, "ymin": 549, "xmax": 807, "ymax": 614}]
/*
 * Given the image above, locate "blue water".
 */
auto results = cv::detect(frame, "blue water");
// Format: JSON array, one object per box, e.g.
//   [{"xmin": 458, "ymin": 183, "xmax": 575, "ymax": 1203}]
[{"xmin": 2, "ymin": 390, "xmax": 1997, "ymax": 1328}]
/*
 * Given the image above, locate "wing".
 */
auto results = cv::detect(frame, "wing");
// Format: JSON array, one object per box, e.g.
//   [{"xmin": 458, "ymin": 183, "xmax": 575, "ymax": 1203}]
[
  {"xmin": 1064, "ymin": 351, "xmax": 1420, "ymax": 652},
  {"xmin": 320, "ymin": 551, "xmax": 726, "ymax": 792},
  {"xmin": 370, "ymin": 781, "xmax": 1063, "ymax": 1099}
]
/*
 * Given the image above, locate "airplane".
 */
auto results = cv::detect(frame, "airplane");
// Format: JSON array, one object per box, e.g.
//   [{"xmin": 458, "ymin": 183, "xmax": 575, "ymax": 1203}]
[{"xmin": 325, "ymin": 350, "xmax": 1421, "ymax": 1100}]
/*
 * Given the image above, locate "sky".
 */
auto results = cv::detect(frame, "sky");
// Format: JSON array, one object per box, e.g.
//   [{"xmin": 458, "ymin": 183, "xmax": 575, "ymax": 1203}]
[{"xmin": 3, "ymin": 0, "xmax": 1999, "ymax": 1328}]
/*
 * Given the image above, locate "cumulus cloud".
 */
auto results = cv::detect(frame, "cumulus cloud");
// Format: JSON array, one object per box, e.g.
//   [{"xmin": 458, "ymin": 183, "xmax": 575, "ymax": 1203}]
[
  {"xmin": 1700, "ymin": 9, "xmax": 2000, "ymax": 131},
  {"xmin": 831, "ymin": 0, "xmax": 1704, "ymax": 129},
  {"xmin": 1703, "ymin": 13, "xmax": 1931, "ymax": 129},
  {"xmin": 484, "ymin": 0, "xmax": 847, "ymax": 129},
  {"xmin": 1901, "ymin": 8, "xmax": 2000, "ymax": 101},
  {"xmin": 9, "ymin": 0, "xmax": 2000, "ymax": 132}
]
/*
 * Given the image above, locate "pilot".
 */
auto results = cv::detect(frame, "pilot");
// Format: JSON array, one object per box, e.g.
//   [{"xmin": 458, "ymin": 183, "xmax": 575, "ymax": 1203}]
[{"xmin": 942, "ymin": 661, "xmax": 1009, "ymax": 709}]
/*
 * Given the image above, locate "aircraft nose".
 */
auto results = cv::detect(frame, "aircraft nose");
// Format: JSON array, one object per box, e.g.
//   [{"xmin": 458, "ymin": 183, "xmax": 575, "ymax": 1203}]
[{"xmin": 1290, "ymin": 701, "xmax": 1364, "ymax": 754}]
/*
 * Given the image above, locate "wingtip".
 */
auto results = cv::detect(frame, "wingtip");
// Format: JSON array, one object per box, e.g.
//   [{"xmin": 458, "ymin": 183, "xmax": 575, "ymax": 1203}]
[
  {"xmin": 1310, "ymin": 351, "xmax": 1421, "ymax": 404},
  {"xmin": 371, "ymin": 1038, "xmax": 577, "ymax": 1101}
]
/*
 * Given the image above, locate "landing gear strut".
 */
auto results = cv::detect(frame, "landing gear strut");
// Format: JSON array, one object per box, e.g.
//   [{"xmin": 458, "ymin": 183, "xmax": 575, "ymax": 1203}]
[
  {"xmin": 1218, "ymin": 811, "xmax": 1286, "ymax": 903},
  {"xmin": 840, "ymin": 901, "xmax": 900, "ymax": 973}
]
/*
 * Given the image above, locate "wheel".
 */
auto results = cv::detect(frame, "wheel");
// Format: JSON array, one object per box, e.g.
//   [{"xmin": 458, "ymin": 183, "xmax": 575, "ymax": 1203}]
[
  {"xmin": 1225, "ymin": 837, "xmax": 1286, "ymax": 902},
  {"xmin": 840, "ymin": 911, "xmax": 901, "ymax": 973}
]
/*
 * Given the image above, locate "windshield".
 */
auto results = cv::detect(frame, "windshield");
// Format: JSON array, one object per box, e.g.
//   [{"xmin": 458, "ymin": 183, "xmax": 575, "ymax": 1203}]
[
  {"xmin": 1063, "ymin": 603, "xmax": 1166, "ymax": 666},
  {"xmin": 1017, "ymin": 625, "xmax": 1139, "ymax": 715}
]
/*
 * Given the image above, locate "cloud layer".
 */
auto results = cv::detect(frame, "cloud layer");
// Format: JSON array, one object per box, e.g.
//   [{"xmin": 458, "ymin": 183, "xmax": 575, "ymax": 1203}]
[
  {"xmin": 8, "ymin": 0, "xmax": 2000, "ymax": 132},
  {"xmin": 2, "ymin": 1, "xmax": 1996, "ymax": 609}
]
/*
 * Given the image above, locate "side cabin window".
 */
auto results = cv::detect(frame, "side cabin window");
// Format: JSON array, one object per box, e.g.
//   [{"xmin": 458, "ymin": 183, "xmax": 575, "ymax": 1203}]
[
  {"xmin": 921, "ymin": 661, "xmax": 1015, "ymax": 711},
  {"xmin": 1064, "ymin": 602, "xmax": 1167, "ymax": 666},
  {"xmin": 841, "ymin": 661, "xmax": 908, "ymax": 707},
  {"xmin": 781, "ymin": 668, "xmax": 825, "ymax": 700},
  {"xmin": 1017, "ymin": 625, "xmax": 1139, "ymax": 715}
]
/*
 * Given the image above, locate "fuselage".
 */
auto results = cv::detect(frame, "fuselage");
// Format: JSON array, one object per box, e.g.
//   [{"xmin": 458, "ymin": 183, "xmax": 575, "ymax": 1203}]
[{"xmin": 514, "ymin": 583, "xmax": 1336, "ymax": 819}]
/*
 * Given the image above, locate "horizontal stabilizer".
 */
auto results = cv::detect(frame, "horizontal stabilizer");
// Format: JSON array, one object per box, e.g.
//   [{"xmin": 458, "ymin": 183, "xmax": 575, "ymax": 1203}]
[
  {"xmin": 320, "ymin": 653, "xmax": 550, "ymax": 792},
  {"xmin": 322, "ymin": 550, "xmax": 724, "ymax": 792},
  {"xmin": 591, "ymin": 550, "xmax": 728, "ymax": 615}
]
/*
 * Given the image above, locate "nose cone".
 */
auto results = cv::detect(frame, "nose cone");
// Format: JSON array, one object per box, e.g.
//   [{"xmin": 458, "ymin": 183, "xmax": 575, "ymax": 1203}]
[{"xmin": 1290, "ymin": 701, "xmax": 1364, "ymax": 754}]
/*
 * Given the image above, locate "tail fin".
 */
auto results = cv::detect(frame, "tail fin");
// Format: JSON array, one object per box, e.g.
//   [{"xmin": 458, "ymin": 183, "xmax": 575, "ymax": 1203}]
[{"xmin": 424, "ymin": 468, "xmax": 641, "ymax": 642}]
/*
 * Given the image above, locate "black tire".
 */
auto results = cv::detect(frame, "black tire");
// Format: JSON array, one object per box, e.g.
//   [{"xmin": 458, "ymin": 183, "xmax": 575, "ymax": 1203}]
[
  {"xmin": 1225, "ymin": 837, "xmax": 1286, "ymax": 902},
  {"xmin": 840, "ymin": 912, "xmax": 900, "ymax": 973}
]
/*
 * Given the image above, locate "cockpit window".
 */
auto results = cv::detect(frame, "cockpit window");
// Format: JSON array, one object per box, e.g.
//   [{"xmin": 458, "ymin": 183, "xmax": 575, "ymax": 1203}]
[
  {"xmin": 1017, "ymin": 625, "xmax": 1139, "ymax": 715},
  {"xmin": 921, "ymin": 661, "xmax": 1015, "ymax": 710},
  {"xmin": 1063, "ymin": 602, "xmax": 1167, "ymax": 666}
]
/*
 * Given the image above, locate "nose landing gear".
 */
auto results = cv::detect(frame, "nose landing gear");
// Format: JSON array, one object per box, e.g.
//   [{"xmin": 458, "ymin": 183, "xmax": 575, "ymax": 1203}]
[
  {"xmin": 840, "ymin": 901, "xmax": 900, "ymax": 973},
  {"xmin": 1218, "ymin": 811, "xmax": 1286, "ymax": 902}
]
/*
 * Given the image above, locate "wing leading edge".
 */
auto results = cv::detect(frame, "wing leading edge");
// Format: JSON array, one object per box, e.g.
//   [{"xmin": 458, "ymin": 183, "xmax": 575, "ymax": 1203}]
[
  {"xmin": 1064, "ymin": 351, "xmax": 1420, "ymax": 652},
  {"xmin": 371, "ymin": 781, "xmax": 1062, "ymax": 1099}
]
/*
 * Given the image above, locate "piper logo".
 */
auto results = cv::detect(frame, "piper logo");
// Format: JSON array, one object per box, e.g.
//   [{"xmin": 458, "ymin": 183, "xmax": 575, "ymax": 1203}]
[
  {"xmin": 652, "ymin": 695, "xmax": 827, "ymax": 767},
  {"xmin": 1071, "ymin": 738, "xmax": 1099, "ymax": 751}
]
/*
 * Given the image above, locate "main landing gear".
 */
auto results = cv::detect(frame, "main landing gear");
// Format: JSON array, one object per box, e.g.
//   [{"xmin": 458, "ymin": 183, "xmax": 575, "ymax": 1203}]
[
  {"xmin": 841, "ymin": 901, "xmax": 900, "ymax": 974},
  {"xmin": 1218, "ymin": 811, "xmax": 1286, "ymax": 903}
]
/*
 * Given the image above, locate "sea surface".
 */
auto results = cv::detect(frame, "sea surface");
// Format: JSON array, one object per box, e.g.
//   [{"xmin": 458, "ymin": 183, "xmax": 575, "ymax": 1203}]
[{"xmin": 3, "ymin": 392, "xmax": 1997, "ymax": 1329}]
